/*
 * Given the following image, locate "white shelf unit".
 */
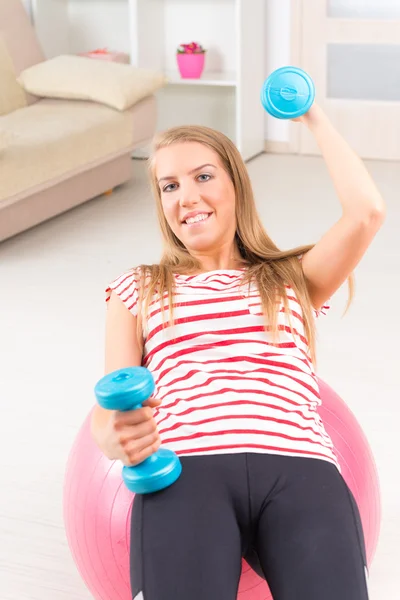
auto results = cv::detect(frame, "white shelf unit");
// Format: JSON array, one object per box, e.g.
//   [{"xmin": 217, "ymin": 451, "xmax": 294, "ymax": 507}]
[
  {"xmin": 128, "ymin": 0, "xmax": 266, "ymax": 161},
  {"xmin": 166, "ymin": 71, "xmax": 237, "ymax": 87}
]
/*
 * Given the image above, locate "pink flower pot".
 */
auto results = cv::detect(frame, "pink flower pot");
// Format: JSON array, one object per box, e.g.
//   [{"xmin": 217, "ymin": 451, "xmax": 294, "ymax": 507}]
[{"xmin": 176, "ymin": 52, "xmax": 205, "ymax": 79}]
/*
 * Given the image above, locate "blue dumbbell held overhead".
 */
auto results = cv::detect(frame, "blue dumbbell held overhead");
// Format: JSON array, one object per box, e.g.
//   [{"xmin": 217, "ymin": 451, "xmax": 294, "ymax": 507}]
[
  {"xmin": 95, "ymin": 366, "xmax": 182, "ymax": 494},
  {"xmin": 261, "ymin": 66, "xmax": 315, "ymax": 119}
]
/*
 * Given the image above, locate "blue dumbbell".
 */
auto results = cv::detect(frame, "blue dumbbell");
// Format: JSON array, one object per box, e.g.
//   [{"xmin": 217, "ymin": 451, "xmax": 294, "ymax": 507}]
[
  {"xmin": 261, "ymin": 66, "xmax": 315, "ymax": 119},
  {"xmin": 94, "ymin": 366, "xmax": 182, "ymax": 494}
]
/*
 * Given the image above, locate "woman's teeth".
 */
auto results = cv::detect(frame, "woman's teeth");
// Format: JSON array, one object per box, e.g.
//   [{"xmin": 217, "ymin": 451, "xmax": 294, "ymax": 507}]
[{"xmin": 185, "ymin": 213, "xmax": 210, "ymax": 225}]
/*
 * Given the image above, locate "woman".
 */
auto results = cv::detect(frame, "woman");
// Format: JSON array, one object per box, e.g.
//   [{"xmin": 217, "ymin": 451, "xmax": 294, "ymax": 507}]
[{"xmin": 91, "ymin": 103, "xmax": 385, "ymax": 600}]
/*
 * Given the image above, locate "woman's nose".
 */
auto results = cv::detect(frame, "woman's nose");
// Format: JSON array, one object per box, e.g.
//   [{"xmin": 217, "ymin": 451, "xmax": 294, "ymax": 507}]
[{"xmin": 179, "ymin": 182, "xmax": 201, "ymax": 207}]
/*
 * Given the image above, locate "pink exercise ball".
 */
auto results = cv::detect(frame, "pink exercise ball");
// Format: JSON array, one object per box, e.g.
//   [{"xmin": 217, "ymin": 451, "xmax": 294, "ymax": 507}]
[{"xmin": 63, "ymin": 379, "xmax": 381, "ymax": 600}]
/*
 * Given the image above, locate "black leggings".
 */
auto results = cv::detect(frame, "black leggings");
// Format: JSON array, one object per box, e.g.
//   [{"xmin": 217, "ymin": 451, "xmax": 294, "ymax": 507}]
[{"xmin": 130, "ymin": 453, "xmax": 369, "ymax": 600}]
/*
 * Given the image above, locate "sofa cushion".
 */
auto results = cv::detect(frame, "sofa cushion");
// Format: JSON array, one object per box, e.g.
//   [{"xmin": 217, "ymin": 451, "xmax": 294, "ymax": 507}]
[
  {"xmin": 0, "ymin": 128, "xmax": 14, "ymax": 153},
  {"xmin": 0, "ymin": 98, "xmax": 136, "ymax": 202},
  {"xmin": 17, "ymin": 54, "xmax": 167, "ymax": 111},
  {"xmin": 0, "ymin": 36, "xmax": 27, "ymax": 115}
]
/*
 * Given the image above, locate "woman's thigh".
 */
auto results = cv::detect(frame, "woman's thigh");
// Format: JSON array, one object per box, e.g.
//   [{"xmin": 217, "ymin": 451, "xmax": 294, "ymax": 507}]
[
  {"xmin": 253, "ymin": 456, "xmax": 369, "ymax": 600},
  {"xmin": 130, "ymin": 454, "xmax": 247, "ymax": 600}
]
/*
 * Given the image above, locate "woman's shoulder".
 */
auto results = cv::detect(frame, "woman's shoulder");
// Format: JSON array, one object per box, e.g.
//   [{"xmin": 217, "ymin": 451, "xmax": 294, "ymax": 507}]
[
  {"xmin": 108, "ymin": 265, "xmax": 140, "ymax": 285},
  {"xmin": 105, "ymin": 265, "xmax": 146, "ymax": 304},
  {"xmin": 109, "ymin": 263, "xmax": 157, "ymax": 282}
]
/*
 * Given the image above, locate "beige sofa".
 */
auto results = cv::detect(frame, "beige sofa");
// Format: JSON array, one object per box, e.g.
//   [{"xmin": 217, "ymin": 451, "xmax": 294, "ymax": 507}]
[{"xmin": 0, "ymin": 0, "xmax": 159, "ymax": 242}]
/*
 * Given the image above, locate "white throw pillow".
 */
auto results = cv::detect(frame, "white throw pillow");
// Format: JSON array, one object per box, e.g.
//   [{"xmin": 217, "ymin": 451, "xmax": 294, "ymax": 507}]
[{"xmin": 18, "ymin": 55, "xmax": 167, "ymax": 111}]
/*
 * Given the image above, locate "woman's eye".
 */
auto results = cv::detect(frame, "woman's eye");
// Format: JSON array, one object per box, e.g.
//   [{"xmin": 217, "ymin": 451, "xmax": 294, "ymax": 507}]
[
  {"xmin": 163, "ymin": 183, "xmax": 178, "ymax": 193},
  {"xmin": 162, "ymin": 174, "xmax": 211, "ymax": 192},
  {"xmin": 197, "ymin": 173, "xmax": 211, "ymax": 182}
]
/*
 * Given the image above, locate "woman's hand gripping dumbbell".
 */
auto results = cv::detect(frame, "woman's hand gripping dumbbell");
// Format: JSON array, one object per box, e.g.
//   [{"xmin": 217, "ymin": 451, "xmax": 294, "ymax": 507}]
[{"xmin": 94, "ymin": 366, "xmax": 182, "ymax": 494}]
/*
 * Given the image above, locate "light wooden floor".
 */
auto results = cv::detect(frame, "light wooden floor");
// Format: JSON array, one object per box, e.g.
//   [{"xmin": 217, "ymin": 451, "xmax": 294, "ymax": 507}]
[{"xmin": 1, "ymin": 153, "xmax": 398, "ymax": 599}]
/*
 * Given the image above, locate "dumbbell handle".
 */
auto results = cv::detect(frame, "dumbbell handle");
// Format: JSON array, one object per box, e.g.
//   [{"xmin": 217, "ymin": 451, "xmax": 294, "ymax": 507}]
[{"xmin": 94, "ymin": 367, "xmax": 182, "ymax": 493}]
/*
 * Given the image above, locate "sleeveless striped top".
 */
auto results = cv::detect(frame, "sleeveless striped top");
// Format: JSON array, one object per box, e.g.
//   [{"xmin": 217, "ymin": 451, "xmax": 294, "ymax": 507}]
[{"xmin": 106, "ymin": 268, "xmax": 339, "ymax": 468}]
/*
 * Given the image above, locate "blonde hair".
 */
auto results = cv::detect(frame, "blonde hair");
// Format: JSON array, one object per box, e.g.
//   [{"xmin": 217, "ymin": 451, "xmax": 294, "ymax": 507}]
[{"xmin": 136, "ymin": 124, "xmax": 354, "ymax": 366}]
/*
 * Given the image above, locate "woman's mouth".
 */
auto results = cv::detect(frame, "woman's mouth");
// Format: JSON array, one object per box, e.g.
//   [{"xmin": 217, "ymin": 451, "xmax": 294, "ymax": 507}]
[{"xmin": 182, "ymin": 213, "xmax": 213, "ymax": 227}]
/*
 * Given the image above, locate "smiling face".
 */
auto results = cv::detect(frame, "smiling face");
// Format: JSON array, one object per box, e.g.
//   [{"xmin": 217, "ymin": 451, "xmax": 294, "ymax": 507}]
[{"xmin": 155, "ymin": 142, "xmax": 238, "ymax": 263}]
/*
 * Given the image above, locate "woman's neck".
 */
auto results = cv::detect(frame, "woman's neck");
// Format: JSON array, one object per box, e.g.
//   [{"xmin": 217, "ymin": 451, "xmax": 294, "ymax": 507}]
[{"xmin": 195, "ymin": 257, "xmax": 247, "ymax": 272}]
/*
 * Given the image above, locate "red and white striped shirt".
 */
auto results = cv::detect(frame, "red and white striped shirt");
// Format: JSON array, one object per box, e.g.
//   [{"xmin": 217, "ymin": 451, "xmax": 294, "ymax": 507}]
[{"xmin": 106, "ymin": 268, "xmax": 338, "ymax": 468}]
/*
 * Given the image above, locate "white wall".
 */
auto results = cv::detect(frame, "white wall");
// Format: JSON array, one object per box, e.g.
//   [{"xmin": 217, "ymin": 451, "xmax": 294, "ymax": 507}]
[
  {"xmin": 21, "ymin": 0, "xmax": 33, "ymax": 20},
  {"xmin": 34, "ymin": 0, "xmax": 292, "ymax": 143},
  {"xmin": 68, "ymin": 0, "xmax": 130, "ymax": 55},
  {"xmin": 31, "ymin": 0, "xmax": 69, "ymax": 59}
]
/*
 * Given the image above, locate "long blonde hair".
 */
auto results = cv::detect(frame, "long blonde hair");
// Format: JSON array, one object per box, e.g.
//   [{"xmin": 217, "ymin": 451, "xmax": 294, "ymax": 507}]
[{"xmin": 136, "ymin": 125, "xmax": 354, "ymax": 366}]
